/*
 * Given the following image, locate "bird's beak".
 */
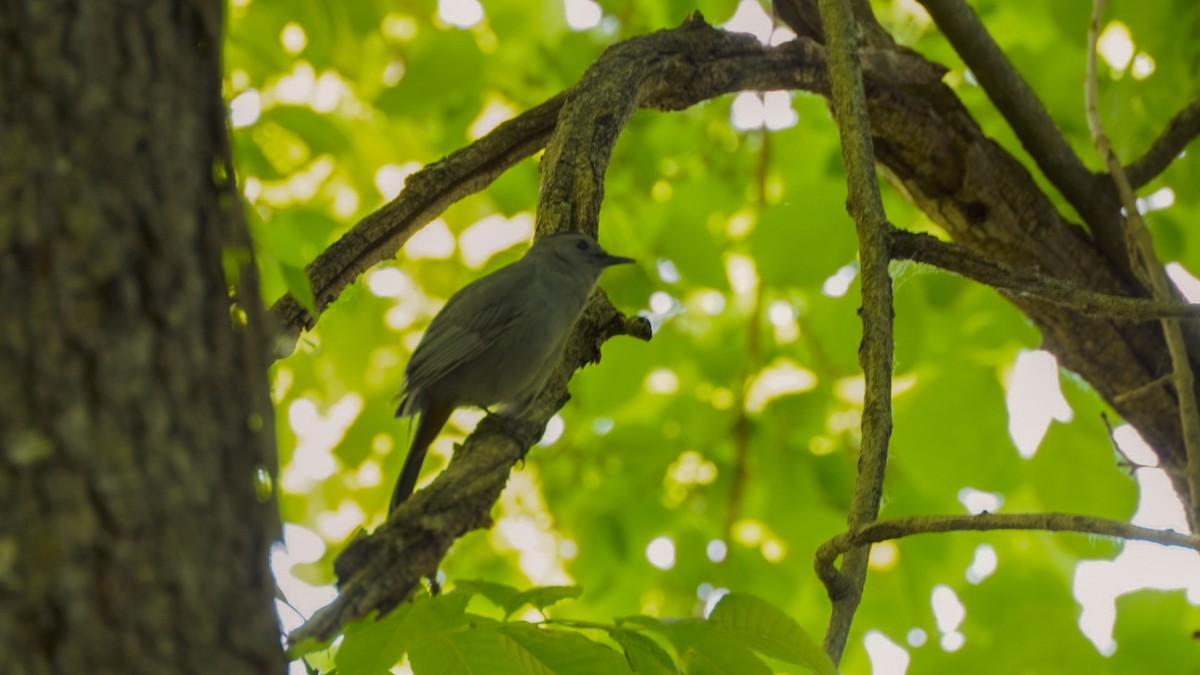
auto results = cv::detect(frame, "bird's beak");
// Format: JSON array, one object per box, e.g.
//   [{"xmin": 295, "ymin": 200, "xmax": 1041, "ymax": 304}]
[{"xmin": 600, "ymin": 254, "xmax": 635, "ymax": 267}]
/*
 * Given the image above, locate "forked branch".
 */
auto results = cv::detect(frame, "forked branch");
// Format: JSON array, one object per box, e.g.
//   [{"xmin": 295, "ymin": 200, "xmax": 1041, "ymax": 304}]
[
  {"xmin": 1124, "ymin": 98, "xmax": 1200, "ymax": 189},
  {"xmin": 914, "ymin": 0, "xmax": 1128, "ymax": 273},
  {"xmin": 1085, "ymin": 0, "xmax": 1200, "ymax": 529}
]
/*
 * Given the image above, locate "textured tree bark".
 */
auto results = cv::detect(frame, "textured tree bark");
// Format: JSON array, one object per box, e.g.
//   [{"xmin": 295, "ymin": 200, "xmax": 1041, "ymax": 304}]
[
  {"xmin": 864, "ymin": 61, "xmax": 1189, "ymax": 490},
  {"xmin": 0, "ymin": 2, "xmax": 284, "ymax": 673},
  {"xmin": 776, "ymin": 0, "xmax": 1195, "ymax": 508}
]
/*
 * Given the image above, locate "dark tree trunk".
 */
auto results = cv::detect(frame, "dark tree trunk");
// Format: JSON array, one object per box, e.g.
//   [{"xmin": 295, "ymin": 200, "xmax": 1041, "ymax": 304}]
[{"xmin": 0, "ymin": 2, "xmax": 284, "ymax": 673}]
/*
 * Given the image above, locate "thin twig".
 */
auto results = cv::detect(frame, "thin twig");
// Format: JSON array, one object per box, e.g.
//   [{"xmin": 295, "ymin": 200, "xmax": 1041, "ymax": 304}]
[
  {"xmin": 1086, "ymin": 0, "xmax": 1200, "ymax": 529},
  {"xmin": 914, "ymin": 0, "xmax": 1126, "ymax": 267},
  {"xmin": 1113, "ymin": 374, "xmax": 1174, "ymax": 405},
  {"xmin": 890, "ymin": 230, "xmax": 1200, "ymax": 320},
  {"xmin": 1124, "ymin": 98, "xmax": 1200, "ymax": 189},
  {"xmin": 815, "ymin": 512, "xmax": 1200, "ymax": 593},
  {"xmin": 815, "ymin": 0, "xmax": 895, "ymax": 665},
  {"xmin": 1099, "ymin": 411, "xmax": 1160, "ymax": 473}
]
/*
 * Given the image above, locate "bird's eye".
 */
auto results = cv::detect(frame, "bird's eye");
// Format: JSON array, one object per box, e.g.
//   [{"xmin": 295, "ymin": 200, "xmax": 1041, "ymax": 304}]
[{"xmin": 575, "ymin": 240, "xmax": 588, "ymax": 251}]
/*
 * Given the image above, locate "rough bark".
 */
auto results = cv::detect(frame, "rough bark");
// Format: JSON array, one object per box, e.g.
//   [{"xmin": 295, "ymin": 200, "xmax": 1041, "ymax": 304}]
[
  {"xmin": 775, "ymin": 0, "xmax": 1192, "ymax": 495},
  {"xmin": 0, "ymin": 2, "xmax": 283, "ymax": 673},
  {"xmin": 865, "ymin": 65, "xmax": 1188, "ymax": 487}
]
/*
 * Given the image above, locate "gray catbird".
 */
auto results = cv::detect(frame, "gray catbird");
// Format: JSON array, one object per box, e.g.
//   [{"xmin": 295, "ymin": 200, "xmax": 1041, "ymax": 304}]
[{"xmin": 389, "ymin": 232, "xmax": 634, "ymax": 513}]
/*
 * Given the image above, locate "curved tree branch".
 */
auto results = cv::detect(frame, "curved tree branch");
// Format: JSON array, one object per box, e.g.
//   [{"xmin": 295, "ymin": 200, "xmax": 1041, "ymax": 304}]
[{"xmin": 816, "ymin": 512, "xmax": 1200, "ymax": 595}]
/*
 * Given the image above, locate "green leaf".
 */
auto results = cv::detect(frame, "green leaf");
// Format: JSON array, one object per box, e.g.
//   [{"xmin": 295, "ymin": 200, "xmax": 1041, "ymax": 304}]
[
  {"xmin": 455, "ymin": 579, "xmax": 523, "ymax": 615},
  {"xmin": 750, "ymin": 200, "xmax": 855, "ymax": 288},
  {"xmin": 656, "ymin": 206, "xmax": 730, "ymax": 291},
  {"xmin": 611, "ymin": 629, "xmax": 679, "ymax": 675},
  {"xmin": 260, "ymin": 105, "xmax": 350, "ymax": 157},
  {"xmin": 280, "ymin": 262, "xmax": 317, "ymax": 316},
  {"xmin": 287, "ymin": 636, "xmax": 332, "ymax": 661},
  {"xmin": 1110, "ymin": 589, "xmax": 1200, "ymax": 672},
  {"xmin": 409, "ymin": 624, "xmax": 549, "ymax": 675},
  {"xmin": 406, "ymin": 621, "xmax": 633, "ymax": 675},
  {"xmin": 454, "ymin": 582, "xmax": 583, "ymax": 619},
  {"xmin": 335, "ymin": 605, "xmax": 412, "ymax": 675},
  {"xmin": 254, "ymin": 208, "xmax": 341, "ymax": 267},
  {"xmin": 498, "ymin": 623, "xmax": 634, "ymax": 674},
  {"xmin": 402, "ymin": 590, "xmax": 474, "ymax": 638},
  {"xmin": 680, "ymin": 644, "xmax": 769, "ymax": 675},
  {"xmin": 509, "ymin": 585, "xmax": 584, "ymax": 616},
  {"xmin": 707, "ymin": 593, "xmax": 837, "ymax": 675},
  {"xmin": 375, "ymin": 30, "xmax": 485, "ymax": 119},
  {"xmin": 648, "ymin": 619, "xmax": 771, "ymax": 675}
]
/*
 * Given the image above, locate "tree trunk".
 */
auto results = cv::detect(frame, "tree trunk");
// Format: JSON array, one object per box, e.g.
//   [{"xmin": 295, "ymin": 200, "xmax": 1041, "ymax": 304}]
[{"xmin": 0, "ymin": 2, "xmax": 284, "ymax": 673}]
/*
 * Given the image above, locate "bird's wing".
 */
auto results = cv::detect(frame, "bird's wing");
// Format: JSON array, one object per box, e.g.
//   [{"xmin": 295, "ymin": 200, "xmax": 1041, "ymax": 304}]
[{"xmin": 401, "ymin": 263, "xmax": 530, "ymax": 396}]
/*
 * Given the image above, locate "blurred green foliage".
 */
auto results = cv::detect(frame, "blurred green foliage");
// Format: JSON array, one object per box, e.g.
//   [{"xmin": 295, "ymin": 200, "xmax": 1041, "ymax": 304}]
[{"xmin": 226, "ymin": 0, "xmax": 1200, "ymax": 672}]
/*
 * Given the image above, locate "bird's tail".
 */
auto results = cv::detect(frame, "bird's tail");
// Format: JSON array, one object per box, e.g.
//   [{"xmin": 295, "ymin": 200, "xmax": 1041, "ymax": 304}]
[
  {"xmin": 389, "ymin": 401, "xmax": 454, "ymax": 514},
  {"xmin": 395, "ymin": 388, "xmax": 415, "ymax": 418}
]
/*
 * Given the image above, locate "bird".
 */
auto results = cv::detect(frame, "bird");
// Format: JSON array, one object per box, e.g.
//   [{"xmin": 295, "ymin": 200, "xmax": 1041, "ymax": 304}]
[{"xmin": 389, "ymin": 231, "xmax": 634, "ymax": 513}]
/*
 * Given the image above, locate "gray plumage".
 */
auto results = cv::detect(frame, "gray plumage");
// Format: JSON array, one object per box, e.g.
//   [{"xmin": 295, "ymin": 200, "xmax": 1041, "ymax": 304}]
[{"xmin": 390, "ymin": 232, "xmax": 634, "ymax": 512}]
